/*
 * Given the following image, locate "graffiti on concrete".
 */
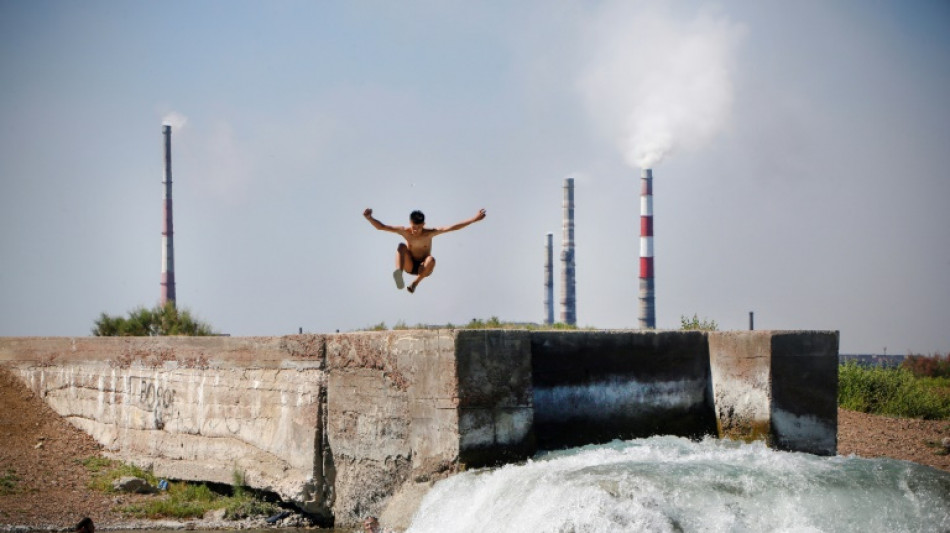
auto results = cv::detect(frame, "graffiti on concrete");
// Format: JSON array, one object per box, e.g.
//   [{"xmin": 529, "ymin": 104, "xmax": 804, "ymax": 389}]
[{"xmin": 130, "ymin": 376, "xmax": 176, "ymax": 413}]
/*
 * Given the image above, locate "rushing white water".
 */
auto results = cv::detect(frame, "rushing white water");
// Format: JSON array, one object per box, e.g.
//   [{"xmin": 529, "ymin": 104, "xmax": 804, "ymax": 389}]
[{"xmin": 406, "ymin": 436, "xmax": 950, "ymax": 533}]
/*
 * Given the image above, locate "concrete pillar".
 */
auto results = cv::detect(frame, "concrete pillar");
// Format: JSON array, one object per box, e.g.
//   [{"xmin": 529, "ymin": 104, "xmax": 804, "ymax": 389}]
[{"xmin": 708, "ymin": 330, "xmax": 838, "ymax": 456}]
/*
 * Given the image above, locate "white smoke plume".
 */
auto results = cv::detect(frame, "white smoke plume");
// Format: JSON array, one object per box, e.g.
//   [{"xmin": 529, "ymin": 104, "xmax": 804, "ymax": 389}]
[
  {"xmin": 578, "ymin": 2, "xmax": 745, "ymax": 169},
  {"xmin": 162, "ymin": 111, "xmax": 189, "ymax": 130}
]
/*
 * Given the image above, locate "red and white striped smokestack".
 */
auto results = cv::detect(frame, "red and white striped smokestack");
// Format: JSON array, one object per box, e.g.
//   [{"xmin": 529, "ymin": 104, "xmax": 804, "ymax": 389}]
[
  {"xmin": 639, "ymin": 168, "xmax": 655, "ymax": 329},
  {"xmin": 161, "ymin": 125, "xmax": 176, "ymax": 307}
]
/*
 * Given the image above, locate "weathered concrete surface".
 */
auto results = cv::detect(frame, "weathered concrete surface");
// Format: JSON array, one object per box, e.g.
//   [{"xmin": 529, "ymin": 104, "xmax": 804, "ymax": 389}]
[
  {"xmin": 0, "ymin": 329, "xmax": 839, "ymax": 526},
  {"xmin": 770, "ymin": 332, "xmax": 839, "ymax": 455},
  {"xmin": 0, "ymin": 336, "xmax": 330, "ymax": 516},
  {"xmin": 531, "ymin": 330, "xmax": 717, "ymax": 448},
  {"xmin": 708, "ymin": 331, "xmax": 839, "ymax": 455},
  {"xmin": 324, "ymin": 330, "xmax": 458, "ymax": 525},
  {"xmin": 325, "ymin": 330, "xmax": 535, "ymax": 525},
  {"xmin": 455, "ymin": 330, "xmax": 534, "ymax": 465},
  {"xmin": 708, "ymin": 331, "xmax": 772, "ymax": 443}
]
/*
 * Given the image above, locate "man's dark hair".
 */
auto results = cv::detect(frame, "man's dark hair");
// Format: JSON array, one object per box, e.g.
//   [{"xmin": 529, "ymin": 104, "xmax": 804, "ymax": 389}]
[{"xmin": 410, "ymin": 210, "xmax": 425, "ymax": 224}]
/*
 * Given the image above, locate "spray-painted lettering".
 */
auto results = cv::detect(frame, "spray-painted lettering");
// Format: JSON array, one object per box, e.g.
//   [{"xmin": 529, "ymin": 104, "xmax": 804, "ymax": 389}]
[{"xmin": 131, "ymin": 377, "xmax": 176, "ymax": 411}]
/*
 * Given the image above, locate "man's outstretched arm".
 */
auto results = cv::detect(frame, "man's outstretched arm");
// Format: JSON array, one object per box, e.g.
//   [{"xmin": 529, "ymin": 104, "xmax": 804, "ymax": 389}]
[
  {"xmin": 363, "ymin": 208, "xmax": 401, "ymax": 233},
  {"xmin": 435, "ymin": 209, "xmax": 487, "ymax": 234}
]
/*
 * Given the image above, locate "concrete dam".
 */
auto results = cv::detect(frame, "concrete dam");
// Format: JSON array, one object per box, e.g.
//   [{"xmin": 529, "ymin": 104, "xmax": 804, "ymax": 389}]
[{"xmin": 0, "ymin": 329, "xmax": 838, "ymax": 527}]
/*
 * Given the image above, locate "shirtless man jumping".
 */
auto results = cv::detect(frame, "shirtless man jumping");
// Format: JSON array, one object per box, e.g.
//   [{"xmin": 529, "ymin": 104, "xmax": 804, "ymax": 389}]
[{"xmin": 363, "ymin": 207, "xmax": 486, "ymax": 294}]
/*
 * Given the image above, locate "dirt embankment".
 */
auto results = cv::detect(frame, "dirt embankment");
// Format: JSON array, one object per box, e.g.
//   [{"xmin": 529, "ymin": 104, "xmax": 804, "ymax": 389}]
[
  {"xmin": 2, "ymin": 367, "xmax": 949, "ymax": 529},
  {"xmin": 837, "ymin": 407, "xmax": 950, "ymax": 471},
  {"xmin": 0, "ymin": 367, "xmax": 153, "ymax": 529}
]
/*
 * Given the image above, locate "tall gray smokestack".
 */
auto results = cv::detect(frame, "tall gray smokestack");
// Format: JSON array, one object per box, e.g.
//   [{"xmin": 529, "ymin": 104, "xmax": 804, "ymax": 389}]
[
  {"xmin": 544, "ymin": 232, "xmax": 554, "ymax": 325},
  {"xmin": 561, "ymin": 178, "xmax": 576, "ymax": 325},
  {"xmin": 160, "ymin": 125, "xmax": 176, "ymax": 307}
]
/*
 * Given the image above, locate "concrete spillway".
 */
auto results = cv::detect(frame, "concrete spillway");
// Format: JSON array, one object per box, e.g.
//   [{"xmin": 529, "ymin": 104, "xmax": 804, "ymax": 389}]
[{"xmin": 0, "ymin": 330, "xmax": 838, "ymax": 527}]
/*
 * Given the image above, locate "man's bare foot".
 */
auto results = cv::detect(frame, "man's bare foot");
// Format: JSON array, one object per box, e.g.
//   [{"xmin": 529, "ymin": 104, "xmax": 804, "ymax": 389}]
[{"xmin": 407, "ymin": 284, "xmax": 416, "ymax": 294}]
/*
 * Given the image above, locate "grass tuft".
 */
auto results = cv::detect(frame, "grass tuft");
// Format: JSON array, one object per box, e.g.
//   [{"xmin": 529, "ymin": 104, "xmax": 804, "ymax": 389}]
[
  {"xmin": 84, "ymin": 457, "xmax": 156, "ymax": 492},
  {"xmin": 117, "ymin": 479, "xmax": 281, "ymax": 520},
  {"xmin": 361, "ymin": 317, "xmax": 587, "ymax": 331},
  {"xmin": 82, "ymin": 458, "xmax": 280, "ymax": 520},
  {"xmin": 0, "ymin": 470, "xmax": 20, "ymax": 495}
]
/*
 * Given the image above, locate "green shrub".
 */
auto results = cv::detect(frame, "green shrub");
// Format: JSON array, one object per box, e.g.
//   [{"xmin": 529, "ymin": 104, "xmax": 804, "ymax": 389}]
[
  {"xmin": 117, "ymin": 480, "xmax": 279, "ymax": 520},
  {"xmin": 85, "ymin": 457, "xmax": 157, "ymax": 492},
  {"xmin": 901, "ymin": 353, "xmax": 950, "ymax": 378},
  {"xmin": 680, "ymin": 314, "xmax": 718, "ymax": 331},
  {"xmin": 225, "ymin": 498, "xmax": 281, "ymax": 520},
  {"xmin": 119, "ymin": 483, "xmax": 218, "ymax": 519},
  {"xmin": 93, "ymin": 302, "xmax": 215, "ymax": 336},
  {"xmin": 919, "ymin": 376, "xmax": 950, "ymax": 392},
  {"xmin": 0, "ymin": 470, "xmax": 19, "ymax": 495},
  {"xmin": 81, "ymin": 456, "xmax": 115, "ymax": 473},
  {"xmin": 838, "ymin": 362, "xmax": 950, "ymax": 419},
  {"xmin": 106, "ymin": 467, "xmax": 280, "ymax": 520},
  {"xmin": 465, "ymin": 316, "xmax": 504, "ymax": 329},
  {"xmin": 358, "ymin": 317, "xmax": 583, "ymax": 331},
  {"xmin": 225, "ymin": 470, "xmax": 280, "ymax": 519}
]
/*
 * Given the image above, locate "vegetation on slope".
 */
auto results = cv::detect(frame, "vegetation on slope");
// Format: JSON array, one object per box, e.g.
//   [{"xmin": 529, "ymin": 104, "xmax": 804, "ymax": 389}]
[
  {"xmin": 84, "ymin": 458, "xmax": 279, "ymax": 520},
  {"xmin": 839, "ymin": 353, "xmax": 950, "ymax": 420}
]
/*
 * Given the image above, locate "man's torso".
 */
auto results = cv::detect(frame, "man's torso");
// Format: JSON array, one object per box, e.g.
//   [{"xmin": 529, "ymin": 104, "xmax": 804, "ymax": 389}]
[{"xmin": 401, "ymin": 227, "xmax": 439, "ymax": 259}]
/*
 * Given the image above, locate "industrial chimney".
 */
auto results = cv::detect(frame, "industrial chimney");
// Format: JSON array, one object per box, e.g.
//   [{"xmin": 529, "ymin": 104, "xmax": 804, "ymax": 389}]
[
  {"xmin": 160, "ymin": 125, "xmax": 176, "ymax": 307},
  {"xmin": 561, "ymin": 178, "xmax": 576, "ymax": 325},
  {"xmin": 638, "ymin": 168, "xmax": 655, "ymax": 329},
  {"xmin": 544, "ymin": 232, "xmax": 554, "ymax": 325}
]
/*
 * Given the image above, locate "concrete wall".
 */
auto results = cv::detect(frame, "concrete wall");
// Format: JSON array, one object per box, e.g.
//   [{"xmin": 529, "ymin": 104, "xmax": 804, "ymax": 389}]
[
  {"xmin": 0, "ymin": 336, "xmax": 330, "ymax": 515},
  {"xmin": 324, "ymin": 330, "xmax": 458, "ymax": 524},
  {"xmin": 0, "ymin": 329, "xmax": 838, "ymax": 527},
  {"xmin": 320, "ymin": 330, "xmax": 535, "ymax": 525},
  {"xmin": 708, "ymin": 331, "xmax": 839, "ymax": 455},
  {"xmin": 531, "ymin": 330, "xmax": 716, "ymax": 449}
]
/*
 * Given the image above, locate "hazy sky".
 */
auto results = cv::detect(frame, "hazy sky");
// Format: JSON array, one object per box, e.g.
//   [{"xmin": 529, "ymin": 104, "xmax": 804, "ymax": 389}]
[{"xmin": 2, "ymin": 0, "xmax": 948, "ymax": 354}]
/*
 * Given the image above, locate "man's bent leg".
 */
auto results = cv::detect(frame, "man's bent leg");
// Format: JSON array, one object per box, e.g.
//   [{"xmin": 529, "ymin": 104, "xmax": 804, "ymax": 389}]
[
  {"xmin": 396, "ymin": 243, "xmax": 414, "ymax": 271},
  {"xmin": 393, "ymin": 244, "xmax": 413, "ymax": 290},
  {"xmin": 407, "ymin": 257, "xmax": 436, "ymax": 294}
]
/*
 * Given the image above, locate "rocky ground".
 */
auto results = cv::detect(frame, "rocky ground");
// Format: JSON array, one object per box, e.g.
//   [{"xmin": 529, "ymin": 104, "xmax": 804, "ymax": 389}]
[
  {"xmin": 837, "ymin": 407, "xmax": 950, "ymax": 471},
  {"xmin": 2, "ymin": 366, "xmax": 949, "ymax": 530},
  {"xmin": 0, "ymin": 367, "xmax": 157, "ymax": 531}
]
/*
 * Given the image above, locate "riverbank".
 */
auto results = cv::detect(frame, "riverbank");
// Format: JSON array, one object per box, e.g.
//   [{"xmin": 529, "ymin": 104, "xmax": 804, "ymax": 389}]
[
  {"xmin": 837, "ymin": 407, "xmax": 950, "ymax": 471},
  {"xmin": 2, "ymin": 366, "xmax": 948, "ymax": 530}
]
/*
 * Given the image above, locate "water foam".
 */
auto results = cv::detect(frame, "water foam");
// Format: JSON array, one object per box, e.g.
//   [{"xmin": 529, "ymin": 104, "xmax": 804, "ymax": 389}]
[{"xmin": 406, "ymin": 436, "xmax": 950, "ymax": 533}]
